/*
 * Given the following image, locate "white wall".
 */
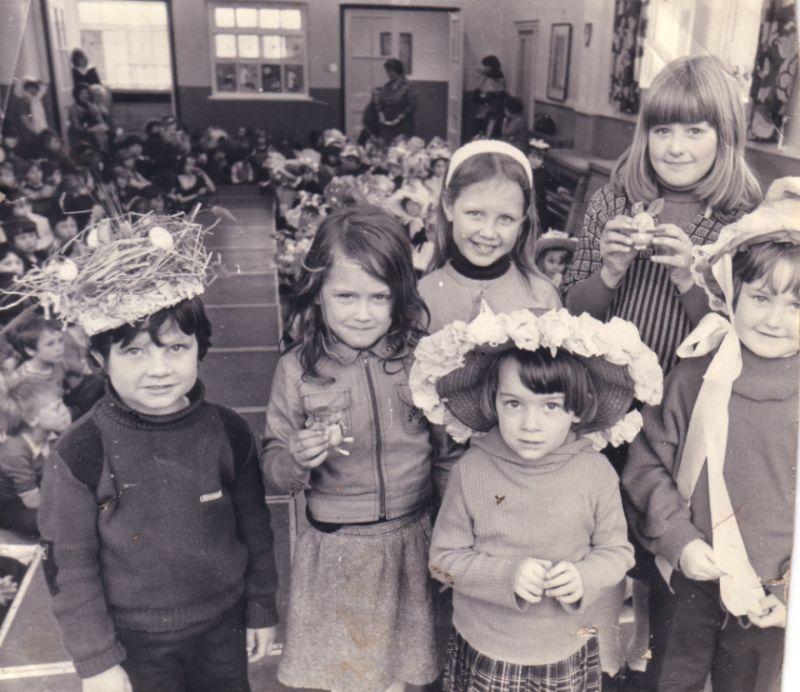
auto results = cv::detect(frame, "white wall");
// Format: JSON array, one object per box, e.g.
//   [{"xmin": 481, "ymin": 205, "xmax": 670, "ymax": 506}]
[{"xmin": 498, "ymin": 0, "xmax": 630, "ymax": 120}]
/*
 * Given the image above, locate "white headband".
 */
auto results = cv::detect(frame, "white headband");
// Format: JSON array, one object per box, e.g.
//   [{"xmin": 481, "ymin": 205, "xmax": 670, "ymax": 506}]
[{"xmin": 445, "ymin": 139, "xmax": 533, "ymax": 187}]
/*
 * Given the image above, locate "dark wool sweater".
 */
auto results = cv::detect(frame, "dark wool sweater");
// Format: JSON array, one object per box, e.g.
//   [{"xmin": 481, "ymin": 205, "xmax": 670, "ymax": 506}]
[
  {"xmin": 623, "ymin": 348, "xmax": 799, "ymax": 603},
  {"xmin": 38, "ymin": 382, "xmax": 279, "ymax": 678}
]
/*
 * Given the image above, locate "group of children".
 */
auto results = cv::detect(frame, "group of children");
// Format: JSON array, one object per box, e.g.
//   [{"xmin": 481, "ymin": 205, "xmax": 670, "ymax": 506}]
[
  {"xmin": 263, "ymin": 53, "xmax": 796, "ymax": 692},
  {"xmin": 0, "ymin": 53, "xmax": 795, "ymax": 692}
]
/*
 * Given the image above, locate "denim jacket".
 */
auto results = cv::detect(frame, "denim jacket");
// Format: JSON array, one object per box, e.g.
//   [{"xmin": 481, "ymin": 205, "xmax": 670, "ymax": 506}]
[{"xmin": 261, "ymin": 339, "xmax": 456, "ymax": 524}]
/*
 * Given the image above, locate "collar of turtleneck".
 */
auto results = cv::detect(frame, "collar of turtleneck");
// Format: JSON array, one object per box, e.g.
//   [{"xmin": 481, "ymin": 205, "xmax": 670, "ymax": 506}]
[
  {"xmin": 101, "ymin": 380, "xmax": 206, "ymax": 430},
  {"xmin": 450, "ymin": 243, "xmax": 512, "ymax": 280}
]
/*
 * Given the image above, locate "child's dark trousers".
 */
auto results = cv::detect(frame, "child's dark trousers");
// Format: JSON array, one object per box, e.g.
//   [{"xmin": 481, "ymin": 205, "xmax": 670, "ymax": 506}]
[
  {"xmin": 118, "ymin": 596, "xmax": 250, "ymax": 692},
  {"xmin": 648, "ymin": 571, "xmax": 783, "ymax": 692}
]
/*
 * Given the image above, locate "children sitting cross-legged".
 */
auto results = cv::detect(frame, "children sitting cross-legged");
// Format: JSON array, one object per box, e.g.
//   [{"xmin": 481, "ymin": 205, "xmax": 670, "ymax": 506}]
[
  {"xmin": 622, "ymin": 177, "xmax": 800, "ymax": 692},
  {"xmin": 410, "ymin": 304, "xmax": 664, "ymax": 692},
  {"xmin": 0, "ymin": 378, "xmax": 71, "ymax": 537},
  {"xmin": 14, "ymin": 212, "xmax": 280, "ymax": 691}
]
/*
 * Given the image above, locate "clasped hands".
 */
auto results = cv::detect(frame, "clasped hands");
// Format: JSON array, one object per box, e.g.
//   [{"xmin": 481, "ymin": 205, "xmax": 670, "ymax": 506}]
[{"xmin": 514, "ymin": 558, "xmax": 583, "ymax": 607}]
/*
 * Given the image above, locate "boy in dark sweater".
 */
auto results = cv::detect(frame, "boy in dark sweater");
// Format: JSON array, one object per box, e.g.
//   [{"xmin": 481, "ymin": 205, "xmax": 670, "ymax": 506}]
[{"xmin": 35, "ymin": 215, "xmax": 278, "ymax": 691}]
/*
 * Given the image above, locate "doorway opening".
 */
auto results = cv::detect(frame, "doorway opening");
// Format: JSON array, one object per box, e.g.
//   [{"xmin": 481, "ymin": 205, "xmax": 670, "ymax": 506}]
[{"xmin": 341, "ymin": 5, "xmax": 462, "ymax": 148}]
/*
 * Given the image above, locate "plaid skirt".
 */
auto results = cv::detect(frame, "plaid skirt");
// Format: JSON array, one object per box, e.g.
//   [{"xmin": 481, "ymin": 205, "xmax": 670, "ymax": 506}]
[
  {"xmin": 443, "ymin": 631, "xmax": 602, "ymax": 692},
  {"xmin": 278, "ymin": 507, "xmax": 446, "ymax": 692}
]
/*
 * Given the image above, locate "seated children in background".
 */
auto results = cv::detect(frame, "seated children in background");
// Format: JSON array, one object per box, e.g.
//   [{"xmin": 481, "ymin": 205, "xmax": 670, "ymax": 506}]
[
  {"xmin": 117, "ymin": 148, "xmax": 151, "ymax": 192},
  {"xmin": 4, "ymin": 217, "xmax": 47, "ymax": 270},
  {"xmin": 622, "ymin": 177, "xmax": 800, "ymax": 692},
  {"xmin": 534, "ymin": 230, "xmax": 577, "ymax": 289},
  {"xmin": 7, "ymin": 314, "xmax": 68, "ymax": 391},
  {"xmin": 9, "ymin": 194, "xmax": 53, "ymax": 252},
  {"xmin": 38, "ymin": 129, "xmax": 74, "ymax": 170},
  {"xmin": 416, "ymin": 305, "xmax": 661, "ymax": 691},
  {"xmin": 425, "ymin": 140, "xmax": 452, "ymax": 201},
  {"xmin": 0, "ymin": 161, "xmax": 20, "ymax": 200},
  {"xmin": 0, "ymin": 378, "xmax": 71, "ymax": 537},
  {"xmin": 58, "ymin": 170, "xmax": 101, "ymax": 232},
  {"xmin": 35, "ymin": 213, "xmax": 278, "ymax": 690},
  {"xmin": 47, "ymin": 210, "xmax": 80, "ymax": 255},
  {"xmin": 501, "ymin": 96, "xmax": 528, "ymax": 152},
  {"xmin": 20, "ymin": 160, "xmax": 55, "ymax": 216},
  {"xmin": 171, "ymin": 154, "xmax": 216, "ymax": 212},
  {"xmin": 7, "ymin": 313, "xmax": 103, "ymax": 419},
  {"xmin": 0, "ymin": 244, "xmax": 28, "ymax": 325},
  {"xmin": 0, "ymin": 339, "xmax": 20, "ymax": 381}
]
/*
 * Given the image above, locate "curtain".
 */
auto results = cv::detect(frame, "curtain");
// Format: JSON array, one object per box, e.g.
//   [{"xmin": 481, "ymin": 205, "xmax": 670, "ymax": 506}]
[
  {"xmin": 748, "ymin": 0, "xmax": 798, "ymax": 143},
  {"xmin": 609, "ymin": 0, "xmax": 649, "ymax": 114}
]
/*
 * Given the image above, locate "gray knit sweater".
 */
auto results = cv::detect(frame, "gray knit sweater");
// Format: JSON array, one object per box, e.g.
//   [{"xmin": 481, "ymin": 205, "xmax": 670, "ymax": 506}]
[{"xmin": 430, "ymin": 429, "xmax": 633, "ymax": 665}]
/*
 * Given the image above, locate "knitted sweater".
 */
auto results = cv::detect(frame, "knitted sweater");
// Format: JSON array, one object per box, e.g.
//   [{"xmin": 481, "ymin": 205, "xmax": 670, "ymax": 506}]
[
  {"xmin": 38, "ymin": 382, "xmax": 279, "ymax": 678},
  {"xmin": 419, "ymin": 262, "xmax": 562, "ymax": 334},
  {"xmin": 562, "ymin": 184, "xmax": 743, "ymax": 372},
  {"xmin": 622, "ymin": 347, "xmax": 799, "ymax": 603},
  {"xmin": 430, "ymin": 429, "xmax": 633, "ymax": 665}
]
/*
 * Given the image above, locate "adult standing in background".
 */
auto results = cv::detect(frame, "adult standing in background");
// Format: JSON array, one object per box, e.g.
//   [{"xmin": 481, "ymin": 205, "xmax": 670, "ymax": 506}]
[
  {"xmin": 472, "ymin": 55, "xmax": 507, "ymax": 138},
  {"xmin": 11, "ymin": 77, "xmax": 49, "ymax": 157},
  {"xmin": 377, "ymin": 58, "xmax": 416, "ymax": 142},
  {"xmin": 70, "ymin": 48, "xmax": 102, "ymax": 88}
]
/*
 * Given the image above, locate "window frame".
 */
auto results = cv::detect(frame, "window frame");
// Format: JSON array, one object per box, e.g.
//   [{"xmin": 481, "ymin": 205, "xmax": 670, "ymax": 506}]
[
  {"xmin": 207, "ymin": 1, "xmax": 311, "ymax": 101},
  {"xmin": 76, "ymin": 0, "xmax": 173, "ymax": 93}
]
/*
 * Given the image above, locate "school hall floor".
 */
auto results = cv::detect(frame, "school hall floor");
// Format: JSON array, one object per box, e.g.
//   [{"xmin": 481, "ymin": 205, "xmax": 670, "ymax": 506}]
[{"xmin": 0, "ymin": 186, "xmax": 318, "ymax": 691}]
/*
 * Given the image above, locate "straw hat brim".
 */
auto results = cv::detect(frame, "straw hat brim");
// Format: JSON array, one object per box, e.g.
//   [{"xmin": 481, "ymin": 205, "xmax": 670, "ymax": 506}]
[
  {"xmin": 436, "ymin": 338, "xmax": 634, "ymax": 434},
  {"xmin": 534, "ymin": 236, "xmax": 578, "ymax": 260}
]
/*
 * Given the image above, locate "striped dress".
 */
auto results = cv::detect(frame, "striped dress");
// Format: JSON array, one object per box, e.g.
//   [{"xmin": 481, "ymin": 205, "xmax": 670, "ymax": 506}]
[{"xmin": 562, "ymin": 184, "xmax": 741, "ymax": 373}]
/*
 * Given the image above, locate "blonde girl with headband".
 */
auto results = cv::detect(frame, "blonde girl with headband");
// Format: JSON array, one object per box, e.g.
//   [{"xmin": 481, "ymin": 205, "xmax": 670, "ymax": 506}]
[
  {"xmin": 419, "ymin": 140, "xmax": 561, "ymax": 334},
  {"xmin": 561, "ymin": 55, "xmax": 762, "ymax": 681},
  {"xmin": 622, "ymin": 177, "xmax": 800, "ymax": 692}
]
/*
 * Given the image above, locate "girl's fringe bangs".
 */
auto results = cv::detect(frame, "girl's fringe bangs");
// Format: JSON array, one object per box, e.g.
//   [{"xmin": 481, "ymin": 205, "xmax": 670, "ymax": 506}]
[{"xmin": 642, "ymin": 79, "xmax": 714, "ymax": 130}]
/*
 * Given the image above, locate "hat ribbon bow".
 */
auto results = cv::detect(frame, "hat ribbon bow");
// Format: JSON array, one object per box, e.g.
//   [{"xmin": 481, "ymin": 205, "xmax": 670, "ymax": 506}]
[{"xmin": 655, "ymin": 313, "xmax": 766, "ymax": 616}]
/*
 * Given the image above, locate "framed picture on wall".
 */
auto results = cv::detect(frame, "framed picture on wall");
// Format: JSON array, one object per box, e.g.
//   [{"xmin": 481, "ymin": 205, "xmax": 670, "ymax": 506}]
[{"xmin": 547, "ymin": 23, "xmax": 572, "ymax": 102}]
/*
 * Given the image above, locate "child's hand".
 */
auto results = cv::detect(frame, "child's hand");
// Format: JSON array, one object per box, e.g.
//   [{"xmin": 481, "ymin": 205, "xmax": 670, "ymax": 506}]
[
  {"xmin": 514, "ymin": 557, "xmax": 552, "ymax": 604},
  {"xmin": 679, "ymin": 539, "xmax": 724, "ymax": 581},
  {"xmin": 247, "ymin": 625, "xmax": 277, "ymax": 662},
  {"xmin": 82, "ymin": 665, "xmax": 132, "ymax": 692},
  {"xmin": 650, "ymin": 224, "xmax": 695, "ymax": 293},
  {"xmin": 288, "ymin": 428, "xmax": 331, "ymax": 469},
  {"xmin": 544, "ymin": 561, "xmax": 584, "ymax": 605},
  {"xmin": 748, "ymin": 594, "xmax": 786, "ymax": 628},
  {"xmin": 599, "ymin": 216, "xmax": 636, "ymax": 286}
]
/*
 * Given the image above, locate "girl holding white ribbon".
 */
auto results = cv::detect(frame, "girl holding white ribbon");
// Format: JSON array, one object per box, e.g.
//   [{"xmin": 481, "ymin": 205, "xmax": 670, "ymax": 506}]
[{"xmin": 622, "ymin": 177, "xmax": 800, "ymax": 692}]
